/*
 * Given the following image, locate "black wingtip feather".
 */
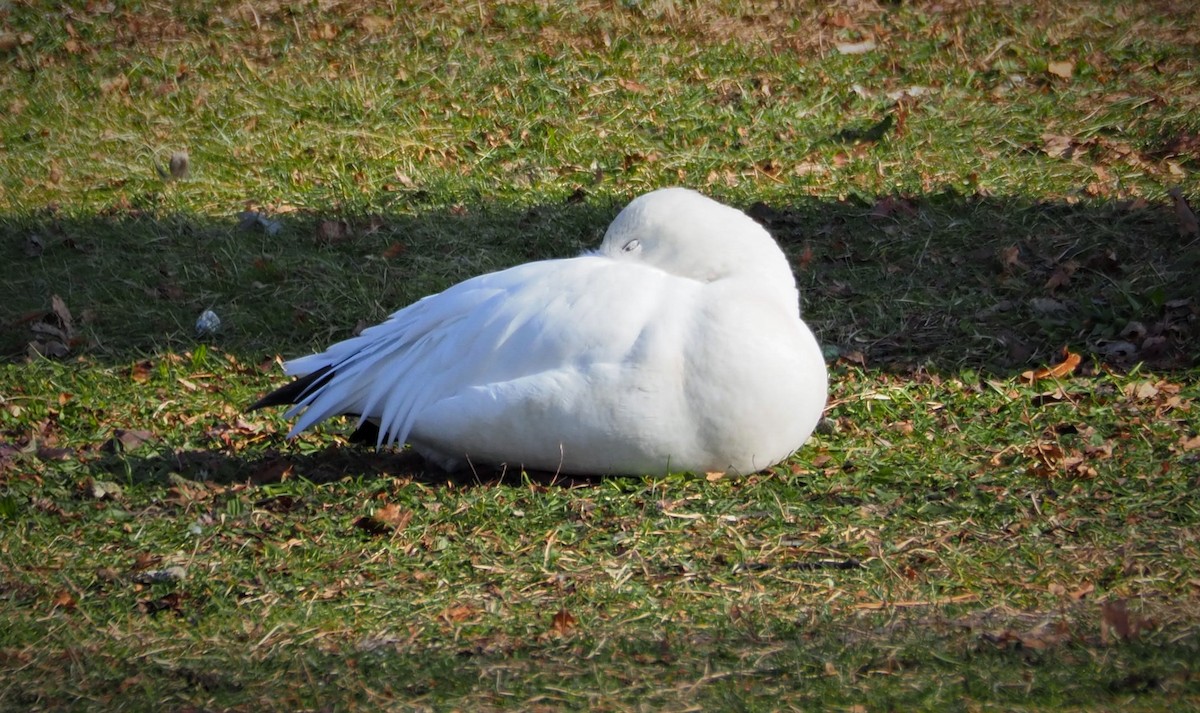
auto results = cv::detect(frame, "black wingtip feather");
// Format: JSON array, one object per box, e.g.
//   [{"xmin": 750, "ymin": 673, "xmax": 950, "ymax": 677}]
[{"xmin": 247, "ymin": 365, "xmax": 335, "ymax": 411}]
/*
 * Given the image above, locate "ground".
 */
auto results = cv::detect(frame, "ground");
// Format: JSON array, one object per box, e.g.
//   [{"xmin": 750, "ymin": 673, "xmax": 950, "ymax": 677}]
[{"xmin": 1, "ymin": 1, "xmax": 1199, "ymax": 710}]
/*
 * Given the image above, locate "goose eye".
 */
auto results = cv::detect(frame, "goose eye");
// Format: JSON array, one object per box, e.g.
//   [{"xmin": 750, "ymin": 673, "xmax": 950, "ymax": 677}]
[{"xmin": 622, "ymin": 239, "xmax": 640, "ymax": 253}]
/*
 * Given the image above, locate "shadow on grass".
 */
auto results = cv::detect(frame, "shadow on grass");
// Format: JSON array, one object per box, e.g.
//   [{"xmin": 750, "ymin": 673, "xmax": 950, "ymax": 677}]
[
  {"xmin": 2, "ymin": 189, "xmax": 1197, "ymax": 374},
  {"xmin": 110, "ymin": 442, "xmax": 610, "ymax": 491}
]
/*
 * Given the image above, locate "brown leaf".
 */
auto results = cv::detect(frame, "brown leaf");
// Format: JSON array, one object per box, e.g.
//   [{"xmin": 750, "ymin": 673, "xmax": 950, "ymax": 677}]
[
  {"xmin": 1042, "ymin": 134, "xmax": 1077, "ymax": 159},
  {"xmin": 1044, "ymin": 260, "xmax": 1079, "ymax": 293},
  {"xmin": 437, "ymin": 605, "xmax": 477, "ymax": 623},
  {"xmin": 1070, "ymin": 582, "xmax": 1094, "ymax": 600},
  {"xmin": 381, "ymin": 242, "xmax": 407, "ymax": 259},
  {"xmin": 1169, "ymin": 188, "xmax": 1199, "ymax": 238},
  {"xmin": 132, "ymin": 552, "xmax": 161, "ymax": 571},
  {"xmin": 315, "ymin": 219, "xmax": 351, "ymax": 244},
  {"xmin": 836, "ymin": 39, "xmax": 877, "ymax": 55},
  {"xmin": 354, "ymin": 502, "xmax": 412, "ymax": 535},
  {"xmin": 105, "ymin": 429, "xmax": 155, "ymax": 453},
  {"xmin": 129, "ymin": 360, "xmax": 153, "ymax": 383},
  {"xmin": 1047, "ymin": 60, "xmax": 1074, "ymax": 79},
  {"xmin": 311, "ymin": 23, "xmax": 338, "ymax": 41},
  {"xmin": 551, "ymin": 607, "xmax": 577, "ymax": 636},
  {"xmin": 839, "ymin": 350, "xmax": 867, "ymax": 367},
  {"xmin": 1122, "ymin": 381, "xmax": 1159, "ymax": 401},
  {"xmin": 999, "ymin": 245, "xmax": 1024, "ymax": 271},
  {"xmin": 99, "ymin": 74, "xmax": 129, "ymax": 95},
  {"xmin": 1101, "ymin": 599, "xmax": 1136, "ymax": 642},
  {"xmin": 357, "ymin": 15, "xmax": 392, "ymax": 33},
  {"xmin": 617, "ymin": 78, "xmax": 647, "ymax": 93},
  {"xmin": 1178, "ymin": 434, "xmax": 1200, "ymax": 451},
  {"xmin": 1020, "ymin": 348, "xmax": 1081, "ymax": 383},
  {"xmin": 52, "ymin": 590, "xmax": 77, "ymax": 609}
]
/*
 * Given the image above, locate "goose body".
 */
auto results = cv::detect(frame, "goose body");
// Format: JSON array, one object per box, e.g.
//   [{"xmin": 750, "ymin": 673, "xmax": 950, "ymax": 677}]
[{"xmin": 251, "ymin": 188, "xmax": 827, "ymax": 475}]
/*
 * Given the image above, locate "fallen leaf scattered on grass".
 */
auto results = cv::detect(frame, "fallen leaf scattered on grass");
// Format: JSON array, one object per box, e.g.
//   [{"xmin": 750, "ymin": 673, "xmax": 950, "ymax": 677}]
[
  {"xmin": 354, "ymin": 502, "xmax": 413, "ymax": 535},
  {"xmin": 437, "ymin": 605, "xmax": 477, "ymax": 624},
  {"xmin": 836, "ymin": 39, "xmax": 876, "ymax": 55},
  {"xmin": 1020, "ymin": 348, "xmax": 1081, "ymax": 383},
  {"xmin": 999, "ymin": 244, "xmax": 1024, "ymax": 272},
  {"xmin": 129, "ymin": 360, "xmax": 153, "ymax": 383},
  {"xmin": 27, "ymin": 294, "xmax": 74, "ymax": 359},
  {"xmin": 1047, "ymin": 60, "xmax": 1074, "ymax": 79},
  {"xmin": 1042, "ymin": 133, "xmax": 1078, "ymax": 159},
  {"xmin": 381, "ymin": 242, "xmax": 407, "ymax": 259},
  {"xmin": 1044, "ymin": 260, "xmax": 1079, "ymax": 293},
  {"xmin": 356, "ymin": 15, "xmax": 392, "ymax": 33},
  {"xmin": 1123, "ymin": 381, "xmax": 1160, "ymax": 401},
  {"xmin": 315, "ymin": 219, "xmax": 352, "ymax": 244},
  {"xmin": 1099, "ymin": 599, "xmax": 1150, "ymax": 644},
  {"xmin": 550, "ymin": 607, "xmax": 577, "ymax": 636},
  {"xmin": 617, "ymin": 78, "xmax": 647, "ymax": 93},
  {"xmin": 104, "ymin": 429, "xmax": 156, "ymax": 453},
  {"xmin": 51, "ymin": 590, "xmax": 77, "ymax": 610},
  {"xmin": 78, "ymin": 478, "xmax": 123, "ymax": 500},
  {"xmin": 1169, "ymin": 188, "xmax": 1199, "ymax": 237}
]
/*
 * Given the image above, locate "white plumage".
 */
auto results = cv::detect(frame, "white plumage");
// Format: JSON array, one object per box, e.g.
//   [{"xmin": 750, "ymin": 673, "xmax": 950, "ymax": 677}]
[{"xmin": 252, "ymin": 187, "xmax": 828, "ymax": 475}]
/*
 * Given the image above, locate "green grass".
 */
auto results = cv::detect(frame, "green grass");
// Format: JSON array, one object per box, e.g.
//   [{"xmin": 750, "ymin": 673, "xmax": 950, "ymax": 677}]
[{"xmin": 2, "ymin": 1, "xmax": 1200, "ymax": 710}]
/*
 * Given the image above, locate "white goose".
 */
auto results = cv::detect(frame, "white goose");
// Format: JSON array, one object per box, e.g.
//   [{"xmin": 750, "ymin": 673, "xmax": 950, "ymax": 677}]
[{"xmin": 251, "ymin": 188, "xmax": 827, "ymax": 475}]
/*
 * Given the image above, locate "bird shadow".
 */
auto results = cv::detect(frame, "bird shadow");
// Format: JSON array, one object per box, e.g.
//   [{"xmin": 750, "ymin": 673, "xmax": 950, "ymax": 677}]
[
  {"xmin": 3, "ymin": 188, "xmax": 1196, "ymax": 373},
  {"xmin": 111, "ymin": 443, "xmax": 611, "ymax": 491}
]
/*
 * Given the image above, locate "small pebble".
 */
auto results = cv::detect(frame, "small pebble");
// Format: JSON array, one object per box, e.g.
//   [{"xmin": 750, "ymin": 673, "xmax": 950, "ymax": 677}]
[{"xmin": 196, "ymin": 309, "xmax": 221, "ymax": 337}]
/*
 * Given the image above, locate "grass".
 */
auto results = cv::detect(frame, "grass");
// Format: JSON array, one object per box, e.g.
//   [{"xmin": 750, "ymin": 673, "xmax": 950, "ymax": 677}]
[{"xmin": 2, "ymin": 0, "xmax": 1200, "ymax": 710}]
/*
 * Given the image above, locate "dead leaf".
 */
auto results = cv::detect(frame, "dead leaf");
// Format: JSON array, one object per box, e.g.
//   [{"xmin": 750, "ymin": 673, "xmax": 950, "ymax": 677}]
[
  {"xmin": 129, "ymin": 360, "xmax": 153, "ymax": 383},
  {"xmin": 1042, "ymin": 134, "xmax": 1077, "ymax": 159},
  {"xmin": 52, "ymin": 590, "xmax": 77, "ymax": 609},
  {"xmin": 99, "ymin": 74, "xmax": 129, "ymax": 95},
  {"xmin": 1071, "ymin": 582, "xmax": 1095, "ymax": 600},
  {"xmin": 617, "ymin": 78, "xmax": 647, "ymax": 93},
  {"xmin": 311, "ymin": 23, "xmax": 338, "ymax": 41},
  {"xmin": 357, "ymin": 15, "xmax": 392, "ymax": 33},
  {"xmin": 1123, "ymin": 381, "xmax": 1159, "ymax": 401},
  {"xmin": 1020, "ymin": 348, "xmax": 1081, "ymax": 383},
  {"xmin": 1169, "ymin": 188, "xmax": 1199, "ymax": 238},
  {"xmin": 1179, "ymin": 434, "xmax": 1200, "ymax": 451},
  {"xmin": 27, "ymin": 295, "xmax": 74, "ymax": 359},
  {"xmin": 437, "ymin": 605, "xmax": 477, "ymax": 623},
  {"xmin": 551, "ymin": 607, "xmax": 577, "ymax": 636},
  {"xmin": 1100, "ymin": 599, "xmax": 1136, "ymax": 642},
  {"xmin": 836, "ymin": 39, "xmax": 876, "ymax": 55},
  {"xmin": 1047, "ymin": 60, "xmax": 1074, "ymax": 79},
  {"xmin": 1044, "ymin": 260, "xmax": 1079, "ymax": 293},
  {"xmin": 315, "ymin": 219, "xmax": 351, "ymax": 244},
  {"xmin": 1030, "ymin": 297, "xmax": 1068, "ymax": 314},
  {"xmin": 355, "ymin": 502, "xmax": 412, "ymax": 535},
  {"xmin": 105, "ymin": 429, "xmax": 155, "ymax": 453},
  {"xmin": 999, "ymin": 245, "xmax": 1024, "ymax": 271}
]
